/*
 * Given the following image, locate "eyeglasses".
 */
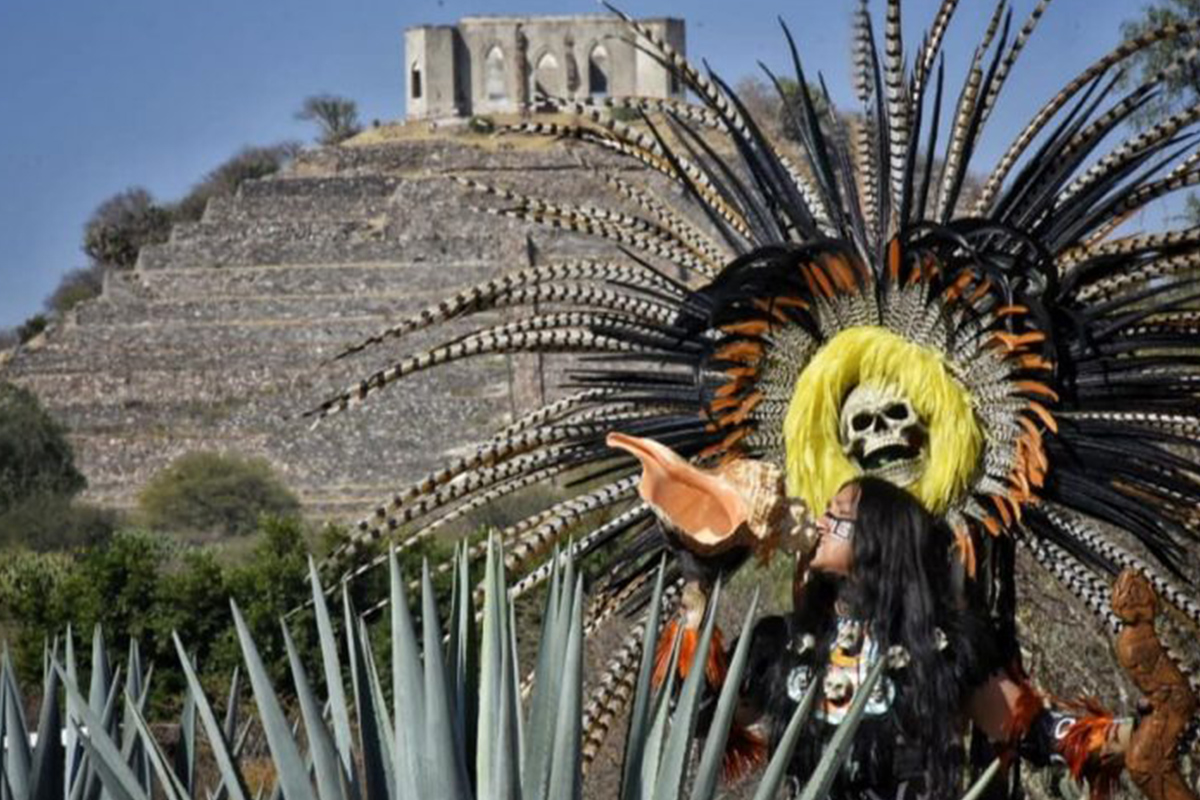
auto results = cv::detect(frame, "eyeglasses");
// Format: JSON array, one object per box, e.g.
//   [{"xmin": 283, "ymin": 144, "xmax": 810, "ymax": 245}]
[{"xmin": 824, "ymin": 513, "xmax": 855, "ymax": 541}]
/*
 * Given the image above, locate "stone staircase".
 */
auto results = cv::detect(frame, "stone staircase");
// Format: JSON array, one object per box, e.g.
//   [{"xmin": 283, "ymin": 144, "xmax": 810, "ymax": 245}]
[{"xmin": 2, "ymin": 135, "xmax": 656, "ymax": 520}]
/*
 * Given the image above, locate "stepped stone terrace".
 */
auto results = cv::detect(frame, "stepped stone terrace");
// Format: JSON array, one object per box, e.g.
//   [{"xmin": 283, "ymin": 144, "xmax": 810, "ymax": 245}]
[{"xmin": 1, "ymin": 126, "xmax": 693, "ymax": 520}]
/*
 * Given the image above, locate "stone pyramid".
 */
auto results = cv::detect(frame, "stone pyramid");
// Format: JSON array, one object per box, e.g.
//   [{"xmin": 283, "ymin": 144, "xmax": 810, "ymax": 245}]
[{"xmin": 2, "ymin": 132, "xmax": 647, "ymax": 522}]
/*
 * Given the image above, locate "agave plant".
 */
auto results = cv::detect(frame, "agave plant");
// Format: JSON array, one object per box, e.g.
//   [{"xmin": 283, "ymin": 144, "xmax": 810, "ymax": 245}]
[{"xmin": 1, "ymin": 539, "xmax": 995, "ymax": 800}]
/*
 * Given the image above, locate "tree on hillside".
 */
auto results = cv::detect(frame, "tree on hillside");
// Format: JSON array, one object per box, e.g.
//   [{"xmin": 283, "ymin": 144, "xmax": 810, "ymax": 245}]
[
  {"xmin": 82, "ymin": 186, "xmax": 172, "ymax": 270},
  {"xmin": 0, "ymin": 382, "xmax": 85, "ymax": 514},
  {"xmin": 0, "ymin": 382, "xmax": 122, "ymax": 549},
  {"xmin": 295, "ymin": 94, "xmax": 362, "ymax": 145},
  {"xmin": 172, "ymin": 141, "xmax": 301, "ymax": 223},
  {"xmin": 138, "ymin": 451, "xmax": 301, "ymax": 538},
  {"xmin": 1122, "ymin": 1, "xmax": 1200, "ymax": 220},
  {"xmin": 1122, "ymin": 0, "xmax": 1200, "ymax": 117},
  {"xmin": 45, "ymin": 263, "xmax": 106, "ymax": 316}
]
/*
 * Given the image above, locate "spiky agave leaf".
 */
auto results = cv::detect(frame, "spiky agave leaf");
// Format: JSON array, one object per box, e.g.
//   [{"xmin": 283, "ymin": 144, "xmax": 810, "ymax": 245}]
[
  {"xmin": 28, "ymin": 646, "xmax": 64, "ymax": 800},
  {"xmin": 619, "ymin": 561, "xmax": 668, "ymax": 800},
  {"xmin": 171, "ymin": 668, "xmax": 196, "ymax": 799},
  {"xmin": 304, "ymin": 559, "xmax": 356, "ymax": 793},
  {"xmin": 282, "ymin": 626, "xmax": 347, "ymax": 800},
  {"xmin": 118, "ymin": 656, "xmax": 153, "ymax": 798},
  {"xmin": 650, "ymin": 581, "xmax": 723, "ymax": 800},
  {"xmin": 230, "ymin": 601, "xmax": 318, "ymax": 800},
  {"xmin": 171, "ymin": 633, "xmax": 250, "ymax": 800},
  {"xmin": 54, "ymin": 661, "xmax": 149, "ymax": 800},
  {"xmin": 961, "ymin": 758, "xmax": 1003, "ymax": 800},
  {"xmin": 341, "ymin": 586, "xmax": 392, "ymax": 800},
  {"xmin": 688, "ymin": 588, "xmax": 760, "ymax": 800},
  {"xmin": 750, "ymin": 675, "xmax": 821, "ymax": 800},
  {"xmin": 121, "ymin": 696, "xmax": 192, "ymax": 800},
  {"xmin": 477, "ymin": 533, "xmax": 517, "ymax": 800},
  {"xmin": 445, "ymin": 543, "xmax": 478, "ymax": 774},
  {"xmin": 521, "ymin": 549, "xmax": 568, "ymax": 798},
  {"xmin": 3, "ymin": 648, "xmax": 34, "ymax": 800},
  {"xmin": 544, "ymin": 580, "xmax": 585, "ymax": 800},
  {"xmin": 636, "ymin": 634, "xmax": 681, "ymax": 800}
]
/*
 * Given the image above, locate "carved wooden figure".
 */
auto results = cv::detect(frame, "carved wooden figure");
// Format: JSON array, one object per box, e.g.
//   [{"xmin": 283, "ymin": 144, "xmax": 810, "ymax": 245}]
[{"xmin": 1112, "ymin": 570, "xmax": 1198, "ymax": 800}]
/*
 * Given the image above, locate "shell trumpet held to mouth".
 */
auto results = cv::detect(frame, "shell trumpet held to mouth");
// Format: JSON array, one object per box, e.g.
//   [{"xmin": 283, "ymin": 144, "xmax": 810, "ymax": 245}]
[{"xmin": 607, "ymin": 432, "xmax": 809, "ymax": 558}]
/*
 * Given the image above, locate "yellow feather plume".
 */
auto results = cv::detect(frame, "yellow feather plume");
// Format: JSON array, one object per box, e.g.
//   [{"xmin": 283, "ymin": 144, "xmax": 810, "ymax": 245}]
[{"xmin": 783, "ymin": 326, "xmax": 982, "ymax": 514}]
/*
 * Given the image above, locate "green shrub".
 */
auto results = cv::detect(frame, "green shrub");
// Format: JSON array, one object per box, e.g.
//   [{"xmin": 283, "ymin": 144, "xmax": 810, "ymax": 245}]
[
  {"xmin": 0, "ymin": 517, "xmax": 315, "ymax": 708},
  {"xmin": 45, "ymin": 264, "xmax": 107, "ymax": 316},
  {"xmin": 0, "ymin": 531, "xmax": 167, "ymax": 679},
  {"xmin": 69, "ymin": 529, "xmax": 169, "ymax": 640},
  {"xmin": 82, "ymin": 187, "xmax": 173, "ymax": 270},
  {"xmin": 219, "ymin": 515, "xmax": 314, "ymax": 679},
  {"xmin": 0, "ymin": 548, "xmax": 72, "ymax": 653},
  {"xmin": 0, "ymin": 381, "xmax": 85, "ymax": 514},
  {"xmin": 608, "ymin": 105, "xmax": 642, "ymax": 123},
  {"xmin": 16, "ymin": 313, "xmax": 48, "ymax": 343},
  {"xmin": 468, "ymin": 114, "xmax": 496, "ymax": 134},
  {"xmin": 0, "ymin": 492, "xmax": 119, "ymax": 550},
  {"xmin": 172, "ymin": 142, "xmax": 301, "ymax": 223},
  {"xmin": 139, "ymin": 451, "xmax": 301, "ymax": 537}
]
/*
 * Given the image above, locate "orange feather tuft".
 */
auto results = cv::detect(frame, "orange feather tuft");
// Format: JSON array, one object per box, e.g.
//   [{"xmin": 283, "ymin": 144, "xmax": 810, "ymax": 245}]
[
  {"xmin": 1016, "ymin": 380, "xmax": 1060, "ymax": 401},
  {"xmin": 805, "ymin": 263, "xmax": 836, "ymax": 298},
  {"xmin": 1026, "ymin": 401, "xmax": 1059, "ymax": 433},
  {"xmin": 953, "ymin": 525, "xmax": 978, "ymax": 578},
  {"xmin": 823, "ymin": 254, "xmax": 859, "ymax": 293},
  {"xmin": 652, "ymin": 618, "xmax": 680, "ymax": 688},
  {"xmin": 652, "ymin": 620, "xmax": 730, "ymax": 689},
  {"xmin": 722, "ymin": 319, "xmax": 772, "ymax": 337},
  {"xmin": 714, "ymin": 341, "xmax": 765, "ymax": 363},
  {"xmin": 722, "ymin": 723, "xmax": 768, "ymax": 782},
  {"xmin": 887, "ymin": 239, "xmax": 903, "ymax": 281},
  {"xmin": 1059, "ymin": 700, "xmax": 1121, "ymax": 800}
]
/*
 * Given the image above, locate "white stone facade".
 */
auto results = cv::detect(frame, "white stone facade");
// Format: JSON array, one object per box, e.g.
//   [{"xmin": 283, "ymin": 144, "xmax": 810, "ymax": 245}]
[{"xmin": 404, "ymin": 15, "xmax": 686, "ymax": 120}]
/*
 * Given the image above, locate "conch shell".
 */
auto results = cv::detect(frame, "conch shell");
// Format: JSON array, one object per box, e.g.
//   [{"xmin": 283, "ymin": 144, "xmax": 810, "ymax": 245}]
[{"xmin": 607, "ymin": 432, "xmax": 809, "ymax": 556}]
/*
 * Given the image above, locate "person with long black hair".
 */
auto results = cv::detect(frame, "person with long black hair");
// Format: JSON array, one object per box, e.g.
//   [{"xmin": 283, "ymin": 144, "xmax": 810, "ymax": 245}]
[{"xmin": 735, "ymin": 477, "xmax": 1130, "ymax": 800}]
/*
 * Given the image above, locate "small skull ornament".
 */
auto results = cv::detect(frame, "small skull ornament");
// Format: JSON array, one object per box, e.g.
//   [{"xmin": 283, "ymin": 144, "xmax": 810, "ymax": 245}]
[
  {"xmin": 824, "ymin": 671, "xmax": 853, "ymax": 705},
  {"xmin": 839, "ymin": 380, "xmax": 927, "ymax": 487}
]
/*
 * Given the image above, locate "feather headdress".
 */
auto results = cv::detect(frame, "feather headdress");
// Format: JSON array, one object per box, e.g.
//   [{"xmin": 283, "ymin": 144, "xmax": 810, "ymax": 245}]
[{"xmin": 311, "ymin": 0, "xmax": 1200, "ymax": 764}]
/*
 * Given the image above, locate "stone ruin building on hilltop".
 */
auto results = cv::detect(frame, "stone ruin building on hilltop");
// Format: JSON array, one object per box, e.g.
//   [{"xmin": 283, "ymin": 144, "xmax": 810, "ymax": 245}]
[{"xmin": 404, "ymin": 15, "xmax": 686, "ymax": 120}]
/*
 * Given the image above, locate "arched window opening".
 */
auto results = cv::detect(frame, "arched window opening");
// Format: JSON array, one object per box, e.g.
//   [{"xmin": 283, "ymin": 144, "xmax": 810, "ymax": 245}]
[
  {"xmin": 533, "ymin": 52, "xmax": 561, "ymax": 104},
  {"xmin": 588, "ymin": 45, "xmax": 609, "ymax": 97},
  {"xmin": 411, "ymin": 63, "xmax": 423, "ymax": 100},
  {"xmin": 485, "ymin": 46, "xmax": 508, "ymax": 101}
]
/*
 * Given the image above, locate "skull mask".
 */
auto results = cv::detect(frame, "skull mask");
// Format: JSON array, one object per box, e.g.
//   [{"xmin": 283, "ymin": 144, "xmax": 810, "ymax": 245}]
[
  {"xmin": 839, "ymin": 380, "xmax": 927, "ymax": 487},
  {"xmin": 823, "ymin": 671, "xmax": 853, "ymax": 705}
]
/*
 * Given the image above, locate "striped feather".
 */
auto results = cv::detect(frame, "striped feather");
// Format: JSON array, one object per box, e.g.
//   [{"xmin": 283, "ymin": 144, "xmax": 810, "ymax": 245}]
[
  {"xmin": 884, "ymin": 0, "xmax": 909, "ymax": 217},
  {"xmin": 976, "ymin": 18, "xmax": 1200, "ymax": 213},
  {"xmin": 1020, "ymin": 535, "xmax": 1121, "ymax": 633},
  {"xmin": 912, "ymin": 0, "xmax": 961, "ymax": 95},
  {"xmin": 309, "ymin": 328, "xmax": 647, "ymax": 421},
  {"xmin": 329, "ymin": 260, "xmax": 680, "ymax": 361},
  {"xmin": 976, "ymin": 0, "xmax": 1053, "ymax": 131}
]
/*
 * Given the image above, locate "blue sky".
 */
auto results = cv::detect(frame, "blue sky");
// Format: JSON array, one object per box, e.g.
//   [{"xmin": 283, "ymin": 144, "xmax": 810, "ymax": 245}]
[{"xmin": 0, "ymin": 1, "xmax": 1149, "ymax": 329}]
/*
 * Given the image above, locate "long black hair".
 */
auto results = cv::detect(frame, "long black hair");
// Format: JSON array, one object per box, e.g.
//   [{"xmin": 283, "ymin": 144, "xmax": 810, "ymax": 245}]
[
  {"xmin": 840, "ymin": 476, "xmax": 964, "ymax": 796},
  {"xmin": 752, "ymin": 478, "xmax": 996, "ymax": 797}
]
